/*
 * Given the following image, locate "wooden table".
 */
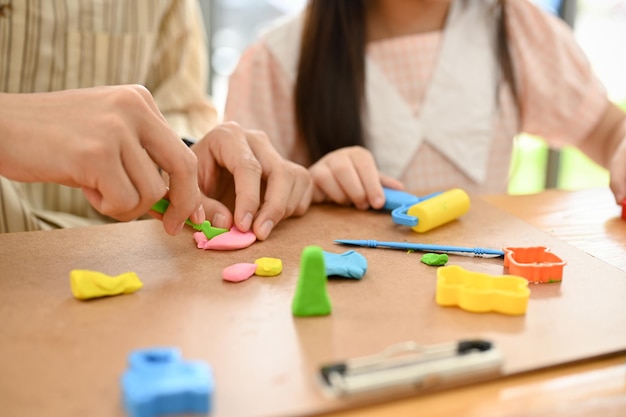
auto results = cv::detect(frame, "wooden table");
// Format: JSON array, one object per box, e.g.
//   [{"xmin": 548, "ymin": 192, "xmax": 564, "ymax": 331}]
[
  {"xmin": 1, "ymin": 187, "xmax": 625, "ymax": 417},
  {"xmin": 328, "ymin": 187, "xmax": 626, "ymax": 417},
  {"xmin": 485, "ymin": 188, "xmax": 626, "ymax": 272}
]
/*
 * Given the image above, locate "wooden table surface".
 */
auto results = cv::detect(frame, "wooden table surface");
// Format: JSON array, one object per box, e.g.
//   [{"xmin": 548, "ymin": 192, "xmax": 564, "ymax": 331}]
[
  {"xmin": 1, "ymin": 187, "xmax": 625, "ymax": 417},
  {"xmin": 485, "ymin": 188, "xmax": 626, "ymax": 272},
  {"xmin": 327, "ymin": 187, "xmax": 626, "ymax": 417}
]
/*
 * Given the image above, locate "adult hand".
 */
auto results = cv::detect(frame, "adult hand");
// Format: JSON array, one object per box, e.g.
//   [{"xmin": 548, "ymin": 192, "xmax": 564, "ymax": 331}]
[
  {"xmin": 309, "ymin": 146, "xmax": 404, "ymax": 210},
  {"xmin": 191, "ymin": 122, "xmax": 313, "ymax": 240},
  {"xmin": 0, "ymin": 85, "xmax": 205, "ymax": 235}
]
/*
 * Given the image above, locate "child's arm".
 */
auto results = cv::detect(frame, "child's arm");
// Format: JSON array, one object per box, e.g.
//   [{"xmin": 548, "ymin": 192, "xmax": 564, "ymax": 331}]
[{"xmin": 575, "ymin": 102, "xmax": 626, "ymax": 203}]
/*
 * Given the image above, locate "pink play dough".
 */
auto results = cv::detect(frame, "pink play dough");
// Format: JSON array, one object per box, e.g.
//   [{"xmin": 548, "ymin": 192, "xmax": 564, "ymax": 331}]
[
  {"xmin": 194, "ymin": 227, "xmax": 256, "ymax": 250},
  {"xmin": 222, "ymin": 263, "xmax": 258, "ymax": 283}
]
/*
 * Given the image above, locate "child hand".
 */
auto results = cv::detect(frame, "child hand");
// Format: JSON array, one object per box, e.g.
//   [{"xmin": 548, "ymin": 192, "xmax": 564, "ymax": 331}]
[{"xmin": 309, "ymin": 146, "xmax": 404, "ymax": 210}]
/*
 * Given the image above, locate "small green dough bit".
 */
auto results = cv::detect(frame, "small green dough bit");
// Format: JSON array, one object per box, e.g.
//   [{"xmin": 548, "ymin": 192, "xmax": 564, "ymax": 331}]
[{"xmin": 421, "ymin": 253, "xmax": 449, "ymax": 266}]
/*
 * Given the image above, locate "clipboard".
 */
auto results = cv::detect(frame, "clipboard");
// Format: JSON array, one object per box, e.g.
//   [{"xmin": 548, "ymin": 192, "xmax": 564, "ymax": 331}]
[
  {"xmin": 319, "ymin": 340, "xmax": 503, "ymax": 397},
  {"xmin": 2, "ymin": 197, "xmax": 626, "ymax": 417}
]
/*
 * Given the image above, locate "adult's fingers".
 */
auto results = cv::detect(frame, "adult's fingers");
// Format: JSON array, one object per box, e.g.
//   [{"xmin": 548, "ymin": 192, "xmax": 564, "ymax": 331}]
[
  {"xmin": 287, "ymin": 164, "xmax": 314, "ymax": 217},
  {"xmin": 254, "ymin": 162, "xmax": 313, "ymax": 240},
  {"xmin": 74, "ymin": 142, "xmax": 138, "ymax": 217},
  {"xmin": 86, "ymin": 138, "xmax": 184, "ymax": 230},
  {"xmin": 200, "ymin": 195, "xmax": 234, "ymax": 229},
  {"xmin": 117, "ymin": 142, "xmax": 170, "ymax": 220},
  {"xmin": 123, "ymin": 86, "xmax": 204, "ymax": 234},
  {"xmin": 312, "ymin": 186, "xmax": 327, "ymax": 204},
  {"xmin": 243, "ymin": 129, "xmax": 301, "ymax": 239},
  {"xmin": 202, "ymin": 122, "xmax": 263, "ymax": 231}
]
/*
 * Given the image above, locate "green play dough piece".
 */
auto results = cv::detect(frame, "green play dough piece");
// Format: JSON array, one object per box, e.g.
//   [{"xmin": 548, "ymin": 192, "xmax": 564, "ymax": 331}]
[
  {"xmin": 292, "ymin": 245, "xmax": 332, "ymax": 317},
  {"xmin": 421, "ymin": 253, "xmax": 449, "ymax": 266}
]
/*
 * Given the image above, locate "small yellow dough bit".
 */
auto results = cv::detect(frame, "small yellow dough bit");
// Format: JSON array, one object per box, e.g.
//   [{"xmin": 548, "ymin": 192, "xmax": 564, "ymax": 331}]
[
  {"xmin": 70, "ymin": 269, "xmax": 143, "ymax": 300},
  {"xmin": 254, "ymin": 257, "xmax": 283, "ymax": 277}
]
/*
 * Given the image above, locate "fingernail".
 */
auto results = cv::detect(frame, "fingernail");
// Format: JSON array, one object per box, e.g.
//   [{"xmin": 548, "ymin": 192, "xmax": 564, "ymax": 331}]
[
  {"xmin": 240, "ymin": 212, "xmax": 254, "ymax": 231},
  {"xmin": 372, "ymin": 196, "xmax": 385, "ymax": 209},
  {"xmin": 258, "ymin": 220, "xmax": 274, "ymax": 240},
  {"xmin": 173, "ymin": 222, "xmax": 185, "ymax": 235},
  {"xmin": 212, "ymin": 212, "xmax": 227, "ymax": 228},
  {"xmin": 193, "ymin": 206, "xmax": 206, "ymax": 223}
]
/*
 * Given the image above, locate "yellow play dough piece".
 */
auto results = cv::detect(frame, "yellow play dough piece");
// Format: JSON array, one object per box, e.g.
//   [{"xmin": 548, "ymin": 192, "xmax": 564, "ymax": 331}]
[
  {"xmin": 254, "ymin": 257, "xmax": 283, "ymax": 277},
  {"xmin": 70, "ymin": 270, "xmax": 143, "ymax": 300},
  {"xmin": 436, "ymin": 265, "xmax": 529, "ymax": 316}
]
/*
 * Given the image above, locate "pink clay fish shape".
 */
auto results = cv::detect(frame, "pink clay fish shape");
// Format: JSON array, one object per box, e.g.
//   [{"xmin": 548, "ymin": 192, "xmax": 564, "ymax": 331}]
[{"xmin": 194, "ymin": 227, "xmax": 256, "ymax": 250}]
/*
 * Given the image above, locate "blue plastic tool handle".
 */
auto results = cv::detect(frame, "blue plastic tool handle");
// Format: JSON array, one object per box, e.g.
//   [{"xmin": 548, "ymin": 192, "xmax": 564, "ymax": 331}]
[
  {"xmin": 382, "ymin": 188, "xmax": 421, "ymax": 211},
  {"xmin": 335, "ymin": 239, "xmax": 505, "ymax": 258},
  {"xmin": 382, "ymin": 188, "xmax": 441, "ymax": 226},
  {"xmin": 382, "ymin": 188, "xmax": 441, "ymax": 211},
  {"xmin": 391, "ymin": 206, "xmax": 419, "ymax": 227}
]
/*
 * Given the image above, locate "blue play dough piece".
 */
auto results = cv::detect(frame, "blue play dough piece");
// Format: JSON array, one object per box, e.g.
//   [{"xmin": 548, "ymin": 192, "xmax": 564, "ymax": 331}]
[
  {"xmin": 121, "ymin": 347, "xmax": 214, "ymax": 417},
  {"xmin": 323, "ymin": 250, "xmax": 368, "ymax": 279}
]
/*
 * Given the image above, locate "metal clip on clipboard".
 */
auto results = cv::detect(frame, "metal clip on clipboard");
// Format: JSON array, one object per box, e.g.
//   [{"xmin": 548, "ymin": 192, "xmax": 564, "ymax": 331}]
[{"xmin": 319, "ymin": 340, "xmax": 503, "ymax": 396}]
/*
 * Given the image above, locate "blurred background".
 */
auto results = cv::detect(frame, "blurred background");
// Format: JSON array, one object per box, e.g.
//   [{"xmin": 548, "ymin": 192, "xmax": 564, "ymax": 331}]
[{"xmin": 199, "ymin": 0, "xmax": 626, "ymax": 195}]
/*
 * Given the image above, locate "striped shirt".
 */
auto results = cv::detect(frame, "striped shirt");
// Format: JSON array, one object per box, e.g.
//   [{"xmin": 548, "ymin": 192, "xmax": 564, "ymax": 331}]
[{"xmin": 0, "ymin": 0, "xmax": 217, "ymax": 233}]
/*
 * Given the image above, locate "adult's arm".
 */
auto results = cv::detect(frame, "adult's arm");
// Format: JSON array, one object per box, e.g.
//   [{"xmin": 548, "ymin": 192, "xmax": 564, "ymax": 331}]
[{"xmin": 0, "ymin": 86, "xmax": 206, "ymax": 234}]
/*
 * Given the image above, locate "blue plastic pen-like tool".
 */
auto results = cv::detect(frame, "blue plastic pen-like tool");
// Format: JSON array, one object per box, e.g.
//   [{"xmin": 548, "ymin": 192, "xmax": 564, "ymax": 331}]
[{"xmin": 335, "ymin": 239, "xmax": 504, "ymax": 258}]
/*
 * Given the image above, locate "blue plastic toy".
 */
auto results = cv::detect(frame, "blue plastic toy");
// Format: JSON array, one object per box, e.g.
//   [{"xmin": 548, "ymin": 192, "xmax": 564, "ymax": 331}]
[
  {"xmin": 121, "ymin": 347, "xmax": 214, "ymax": 417},
  {"xmin": 382, "ymin": 187, "xmax": 441, "ymax": 226}
]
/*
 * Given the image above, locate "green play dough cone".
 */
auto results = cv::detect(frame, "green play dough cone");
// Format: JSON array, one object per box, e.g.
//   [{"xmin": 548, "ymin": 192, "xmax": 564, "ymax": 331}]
[{"xmin": 292, "ymin": 245, "xmax": 332, "ymax": 317}]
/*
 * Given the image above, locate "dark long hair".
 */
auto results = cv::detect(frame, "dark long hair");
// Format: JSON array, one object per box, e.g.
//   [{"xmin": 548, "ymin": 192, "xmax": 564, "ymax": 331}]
[{"xmin": 294, "ymin": 0, "xmax": 516, "ymax": 163}]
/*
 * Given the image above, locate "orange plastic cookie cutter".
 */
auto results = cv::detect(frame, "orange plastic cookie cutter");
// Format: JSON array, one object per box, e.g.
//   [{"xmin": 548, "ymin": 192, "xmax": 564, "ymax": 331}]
[
  {"xmin": 503, "ymin": 246, "xmax": 566, "ymax": 284},
  {"xmin": 436, "ymin": 265, "xmax": 530, "ymax": 316}
]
